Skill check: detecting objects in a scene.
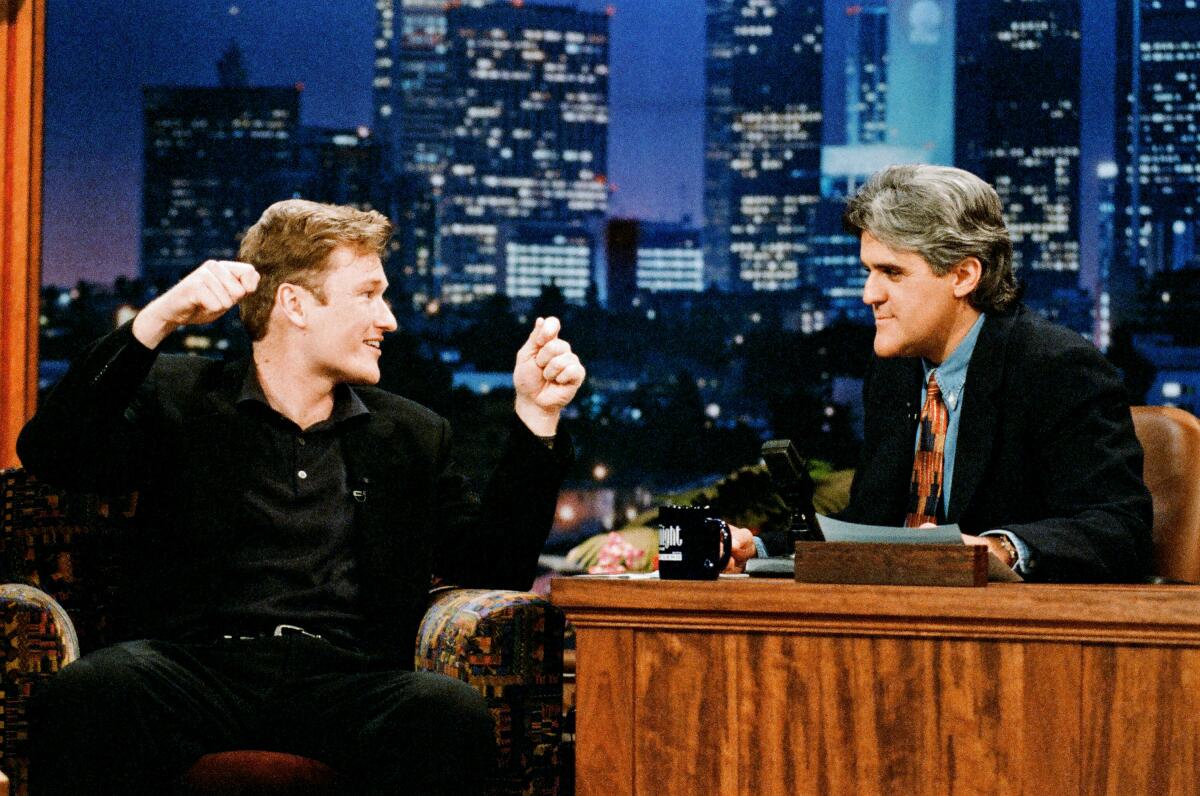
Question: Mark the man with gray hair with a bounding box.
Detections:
[729,164,1151,581]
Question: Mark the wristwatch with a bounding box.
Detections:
[993,535,1019,568]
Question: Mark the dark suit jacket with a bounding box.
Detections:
[840,307,1153,582]
[17,322,571,663]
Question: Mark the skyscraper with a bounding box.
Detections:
[845,1,888,146]
[1115,1,1200,288]
[503,223,595,304]
[956,0,1082,294]
[703,0,824,293]
[292,126,386,211]
[141,85,300,285]
[373,1,458,305]
[372,0,403,171]
[887,0,955,165]
[605,218,639,310]
[637,222,705,294]
[374,0,495,180]
[1095,161,1119,350]
[438,2,609,305]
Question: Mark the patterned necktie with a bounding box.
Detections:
[905,372,948,527]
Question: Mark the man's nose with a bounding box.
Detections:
[376,299,398,332]
[862,272,883,306]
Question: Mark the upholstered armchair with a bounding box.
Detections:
[0,466,564,796]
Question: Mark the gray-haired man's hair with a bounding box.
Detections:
[842,164,1018,314]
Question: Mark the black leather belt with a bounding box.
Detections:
[219,624,323,642]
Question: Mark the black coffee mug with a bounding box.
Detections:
[657,505,732,580]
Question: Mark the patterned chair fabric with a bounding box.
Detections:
[0,585,76,794]
[1,467,563,796]
[417,588,564,796]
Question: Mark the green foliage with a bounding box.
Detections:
[567,462,856,572]
[619,461,853,536]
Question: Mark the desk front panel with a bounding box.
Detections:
[557,580,1200,796]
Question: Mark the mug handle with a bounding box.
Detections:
[710,518,733,573]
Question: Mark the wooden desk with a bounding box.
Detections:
[552,578,1200,795]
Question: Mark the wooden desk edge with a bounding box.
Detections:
[551,578,1200,645]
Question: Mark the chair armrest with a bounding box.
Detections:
[415,588,564,796]
[416,588,563,682]
[0,585,79,796]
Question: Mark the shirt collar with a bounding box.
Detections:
[922,313,986,412]
[237,361,370,428]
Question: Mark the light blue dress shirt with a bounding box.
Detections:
[920,314,1030,574]
[917,314,985,512]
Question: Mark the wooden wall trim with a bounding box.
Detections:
[0,0,44,468]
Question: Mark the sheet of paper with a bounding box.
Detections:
[816,514,962,544]
[815,514,1024,582]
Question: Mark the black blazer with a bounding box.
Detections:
[18,322,571,663]
[840,307,1153,582]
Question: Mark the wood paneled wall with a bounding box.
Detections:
[0,0,44,468]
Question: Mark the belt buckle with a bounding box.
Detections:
[273,624,321,639]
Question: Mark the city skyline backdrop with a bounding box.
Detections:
[46,0,1117,290]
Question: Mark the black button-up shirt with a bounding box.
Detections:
[205,365,371,648]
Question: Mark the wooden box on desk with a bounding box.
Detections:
[793,541,988,586]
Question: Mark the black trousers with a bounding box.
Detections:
[29,634,496,795]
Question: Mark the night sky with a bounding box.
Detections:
[43,0,1113,289]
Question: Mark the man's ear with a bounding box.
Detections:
[951,257,983,299]
[276,283,309,329]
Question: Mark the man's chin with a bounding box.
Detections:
[873,333,902,359]
[339,365,381,386]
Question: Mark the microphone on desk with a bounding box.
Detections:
[761,439,823,545]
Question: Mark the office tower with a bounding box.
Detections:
[372,0,401,177]
[813,4,903,326]
[292,126,385,210]
[439,2,609,305]
[606,219,639,310]
[637,222,705,294]
[822,0,952,198]
[1115,1,1200,287]
[503,223,595,304]
[846,1,888,146]
[289,126,438,305]
[956,0,1081,296]
[1095,161,1119,351]
[886,0,955,165]
[391,175,440,306]
[703,0,824,293]
[375,1,498,179]
[702,0,734,291]
[374,2,500,305]
[141,85,300,286]
[372,1,443,304]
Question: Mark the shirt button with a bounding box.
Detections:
[298,470,308,480]
[298,438,307,447]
